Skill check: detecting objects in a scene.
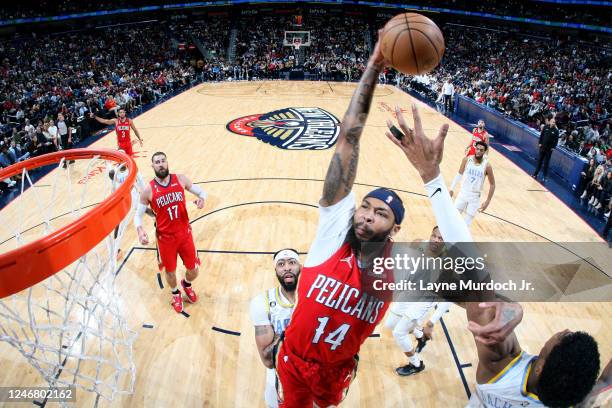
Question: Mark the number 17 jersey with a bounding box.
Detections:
[149,174,190,236]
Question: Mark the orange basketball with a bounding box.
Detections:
[380,13,445,75]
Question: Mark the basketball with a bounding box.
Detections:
[381,13,445,75]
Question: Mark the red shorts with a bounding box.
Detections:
[156,228,199,273]
[118,141,133,157]
[274,341,358,408]
[466,145,475,156]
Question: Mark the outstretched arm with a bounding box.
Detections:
[90,113,115,126]
[480,164,496,212]
[385,104,471,243]
[320,30,387,207]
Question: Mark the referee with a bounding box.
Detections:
[441,78,454,114]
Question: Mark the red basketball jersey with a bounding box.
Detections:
[471,128,487,146]
[115,118,131,145]
[149,174,190,236]
[283,243,392,364]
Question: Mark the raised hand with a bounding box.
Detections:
[368,29,389,70]
[468,302,523,346]
[385,104,449,183]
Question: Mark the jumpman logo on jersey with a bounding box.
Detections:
[340,254,354,268]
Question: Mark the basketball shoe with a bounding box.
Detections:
[396,362,425,376]
[171,292,183,313]
[181,279,198,303]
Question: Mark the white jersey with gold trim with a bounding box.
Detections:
[460,156,488,196]
[467,351,544,408]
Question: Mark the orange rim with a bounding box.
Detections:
[0,148,137,299]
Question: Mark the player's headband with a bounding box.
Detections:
[365,188,405,225]
[273,249,299,266]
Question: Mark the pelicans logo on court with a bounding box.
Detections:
[226,107,340,150]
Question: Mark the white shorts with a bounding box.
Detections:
[455,193,481,217]
[386,301,436,328]
[265,368,278,408]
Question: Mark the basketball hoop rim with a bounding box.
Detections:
[0,148,137,299]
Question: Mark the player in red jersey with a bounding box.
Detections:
[91,108,143,157]
[466,119,489,156]
[272,32,522,408]
[134,152,207,313]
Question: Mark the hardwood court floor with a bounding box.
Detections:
[0,81,609,407]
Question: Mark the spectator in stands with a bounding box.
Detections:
[104,95,119,117]
[7,140,29,162]
[563,130,580,151]
[597,171,612,214]
[579,158,597,198]
[24,119,35,136]
[583,165,606,210]
[26,134,45,157]
[0,144,19,187]
[56,113,72,151]
[533,117,559,182]
[585,123,600,144]
[46,120,60,150]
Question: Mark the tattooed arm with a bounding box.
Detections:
[320,31,387,207]
[254,325,277,369]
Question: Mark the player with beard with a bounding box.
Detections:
[467,120,489,156]
[250,249,301,408]
[273,30,522,408]
[450,141,496,226]
[134,152,207,313]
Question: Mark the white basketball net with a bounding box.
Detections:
[0,155,138,406]
[293,38,302,51]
